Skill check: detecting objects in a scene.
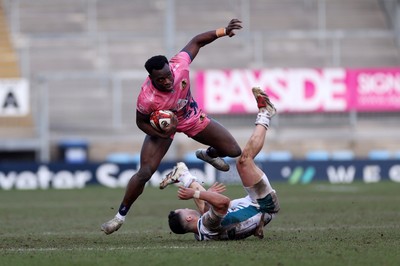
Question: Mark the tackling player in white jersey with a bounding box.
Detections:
[160,87,280,240]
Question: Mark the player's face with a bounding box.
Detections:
[150,64,174,92]
[175,208,200,220]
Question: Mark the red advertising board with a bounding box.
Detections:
[195,68,400,113]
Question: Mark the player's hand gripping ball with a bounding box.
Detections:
[150,110,176,131]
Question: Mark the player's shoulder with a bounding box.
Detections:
[170,51,191,65]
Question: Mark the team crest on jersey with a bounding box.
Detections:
[181,79,188,90]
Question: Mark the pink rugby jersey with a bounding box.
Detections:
[137,51,209,136]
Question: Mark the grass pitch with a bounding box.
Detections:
[1,182,399,266]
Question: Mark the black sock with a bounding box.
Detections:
[118,203,130,216]
[206,147,216,158]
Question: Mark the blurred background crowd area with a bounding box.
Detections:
[0,0,400,163]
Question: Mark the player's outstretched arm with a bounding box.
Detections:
[177,186,230,215]
[181,18,242,61]
[187,181,207,214]
[182,181,226,214]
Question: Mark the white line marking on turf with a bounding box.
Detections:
[2,246,214,252]
[1,224,398,239]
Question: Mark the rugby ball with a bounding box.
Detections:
[150,110,175,131]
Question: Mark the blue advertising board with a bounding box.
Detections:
[1,160,400,190]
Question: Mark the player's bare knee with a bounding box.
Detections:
[135,167,154,183]
[236,151,251,169]
[222,144,241,158]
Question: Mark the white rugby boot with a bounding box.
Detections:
[160,162,197,189]
[101,217,124,235]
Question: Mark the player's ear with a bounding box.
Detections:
[185,215,193,222]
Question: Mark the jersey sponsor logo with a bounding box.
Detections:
[175,99,188,111]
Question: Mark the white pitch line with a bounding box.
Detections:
[0,230,163,237]
[1,246,213,253]
[1,224,397,240]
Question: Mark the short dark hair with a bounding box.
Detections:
[168,211,186,234]
[144,55,169,75]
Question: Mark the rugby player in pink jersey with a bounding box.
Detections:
[102,19,243,235]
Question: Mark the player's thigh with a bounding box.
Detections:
[140,135,173,170]
[192,119,240,155]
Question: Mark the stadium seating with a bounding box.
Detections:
[58,139,88,163]
[0,1,41,161]
[0,3,19,77]
[106,152,140,164]
[253,151,268,162]
[306,150,330,161]
[331,150,355,160]
[267,150,293,161]
[183,151,199,163]
[1,0,399,162]
[368,150,392,160]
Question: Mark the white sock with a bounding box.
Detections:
[244,174,274,201]
[255,112,270,129]
[115,213,125,221]
[179,172,197,188]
